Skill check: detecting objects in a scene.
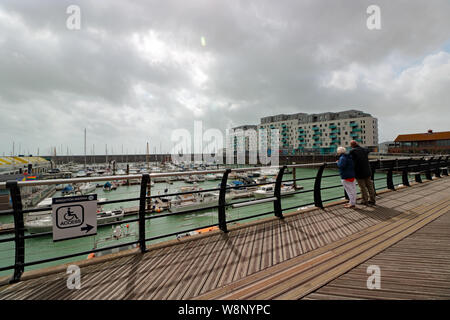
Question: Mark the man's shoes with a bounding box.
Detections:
[358,201,369,206]
[368,201,376,206]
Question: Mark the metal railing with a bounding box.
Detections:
[0,156,448,283]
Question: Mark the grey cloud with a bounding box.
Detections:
[0,0,449,155]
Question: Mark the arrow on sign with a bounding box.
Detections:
[81,224,94,233]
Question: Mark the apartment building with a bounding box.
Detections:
[258,110,378,154]
[226,125,258,152]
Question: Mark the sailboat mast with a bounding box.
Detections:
[84,128,87,169]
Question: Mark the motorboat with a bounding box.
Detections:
[24,215,53,234]
[169,187,219,213]
[204,174,218,181]
[184,176,198,184]
[103,181,117,191]
[61,184,74,195]
[252,184,297,199]
[195,175,205,182]
[96,209,125,224]
[258,168,278,177]
[75,170,87,177]
[77,182,96,195]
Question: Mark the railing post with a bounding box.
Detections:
[138,174,149,253]
[425,157,434,181]
[314,164,326,209]
[6,181,25,284]
[443,156,449,176]
[218,169,231,233]
[434,156,442,178]
[415,157,424,183]
[402,158,411,187]
[387,161,395,191]
[274,166,287,219]
[370,160,379,196]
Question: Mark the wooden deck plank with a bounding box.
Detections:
[232,225,258,282]
[245,222,266,276]
[145,237,210,299]
[216,226,252,288]
[169,235,224,300]
[154,237,216,300]
[182,233,234,299]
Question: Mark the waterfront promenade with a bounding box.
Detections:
[0,176,449,300]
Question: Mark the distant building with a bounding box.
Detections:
[0,156,50,176]
[378,141,395,154]
[225,125,258,152]
[258,110,378,154]
[388,130,450,154]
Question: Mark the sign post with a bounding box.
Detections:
[52,195,97,241]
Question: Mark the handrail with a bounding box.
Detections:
[0,156,447,283]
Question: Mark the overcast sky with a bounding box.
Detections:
[0,0,449,155]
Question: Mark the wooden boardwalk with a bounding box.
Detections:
[0,176,449,300]
[303,207,450,300]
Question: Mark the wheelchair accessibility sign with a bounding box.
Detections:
[52,195,97,241]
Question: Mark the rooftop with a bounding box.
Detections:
[395,130,450,142]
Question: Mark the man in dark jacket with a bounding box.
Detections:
[349,140,376,205]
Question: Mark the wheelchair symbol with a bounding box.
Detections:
[64,207,79,221]
[56,205,84,229]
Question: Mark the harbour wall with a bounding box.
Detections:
[46,154,338,166]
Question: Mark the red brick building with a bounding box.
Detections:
[389,130,450,154]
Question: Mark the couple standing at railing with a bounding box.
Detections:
[337,140,376,208]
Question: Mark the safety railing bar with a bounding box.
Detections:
[0,236,16,243]
[96,198,141,205]
[0,265,15,272]
[23,240,141,267]
[281,176,317,183]
[286,188,315,196]
[0,210,14,216]
[321,174,342,178]
[320,184,345,191]
[145,205,221,219]
[225,188,315,208]
[323,195,346,203]
[232,197,277,209]
[20,198,141,214]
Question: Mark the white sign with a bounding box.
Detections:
[52,195,97,241]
